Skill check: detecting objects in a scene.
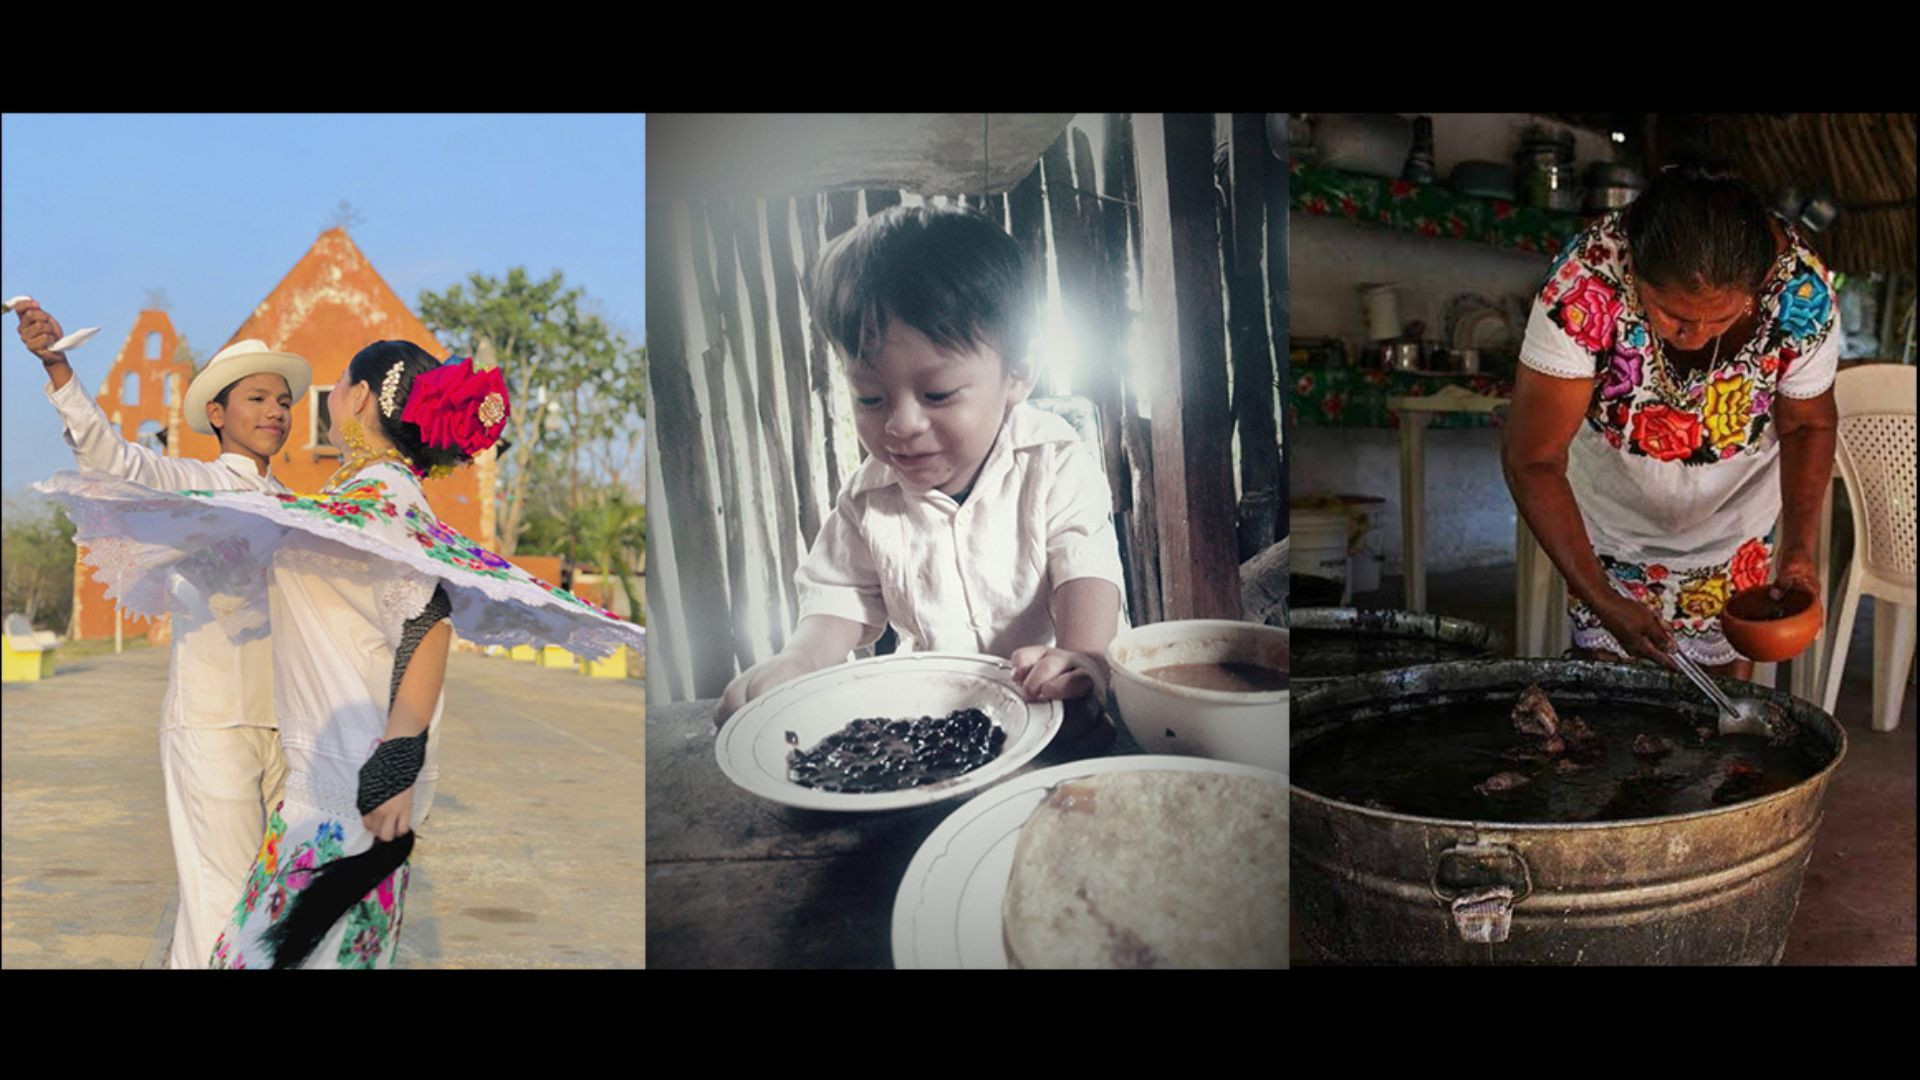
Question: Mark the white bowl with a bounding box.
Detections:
[1106,620,1288,774]
[714,652,1063,812]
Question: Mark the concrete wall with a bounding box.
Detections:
[1291,113,1606,573]
[1292,425,1517,573]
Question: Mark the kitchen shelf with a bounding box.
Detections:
[1290,161,1587,257]
[1291,362,1512,430]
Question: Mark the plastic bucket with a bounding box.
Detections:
[1292,507,1351,604]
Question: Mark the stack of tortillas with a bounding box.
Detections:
[1002,769,1287,969]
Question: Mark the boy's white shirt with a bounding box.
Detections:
[796,402,1127,657]
[46,374,283,730]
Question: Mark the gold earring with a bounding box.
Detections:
[341,417,372,455]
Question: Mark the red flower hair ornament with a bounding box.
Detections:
[400,357,511,457]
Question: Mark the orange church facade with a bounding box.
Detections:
[72,229,497,641]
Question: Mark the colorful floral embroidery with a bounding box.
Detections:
[1677,574,1731,620]
[1600,346,1644,401]
[1551,213,1834,467]
[335,861,410,970]
[1702,373,1756,452]
[1572,536,1773,654]
[1777,272,1831,340]
[187,470,635,632]
[216,810,406,970]
[1553,276,1622,353]
[1729,538,1771,592]
[1631,403,1704,462]
[230,804,289,931]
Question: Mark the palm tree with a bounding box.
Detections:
[571,492,646,626]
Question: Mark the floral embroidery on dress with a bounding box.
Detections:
[213,807,408,970]
[1777,271,1832,341]
[183,471,631,628]
[1569,535,1774,657]
[1539,213,1834,469]
[336,862,410,970]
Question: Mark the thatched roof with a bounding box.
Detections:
[1553,113,1918,276]
[1712,113,1916,276]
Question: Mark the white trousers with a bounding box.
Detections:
[159,726,287,969]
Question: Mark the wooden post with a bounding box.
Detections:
[686,201,764,672]
[825,190,860,240]
[1041,130,1095,404]
[709,202,789,655]
[1399,411,1430,614]
[1124,414,1163,626]
[983,192,1008,229]
[765,198,824,547]
[648,201,737,698]
[795,195,845,508]
[644,394,687,704]
[1266,115,1291,538]
[1055,127,1131,522]
[1103,113,1161,625]
[1227,112,1281,561]
[731,199,805,630]
[1106,113,1145,290]
[1133,113,1242,621]
[1006,159,1049,388]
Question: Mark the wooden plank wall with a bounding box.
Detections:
[647,114,1286,702]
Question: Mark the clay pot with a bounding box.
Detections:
[1721,584,1823,662]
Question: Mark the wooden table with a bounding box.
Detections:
[1388,384,1511,615]
[644,699,1142,969]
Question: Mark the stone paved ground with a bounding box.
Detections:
[2,648,643,968]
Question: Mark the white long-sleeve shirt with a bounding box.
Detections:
[47,375,285,730]
[795,403,1128,657]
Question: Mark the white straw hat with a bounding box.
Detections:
[184,340,312,435]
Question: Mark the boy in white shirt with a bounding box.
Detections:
[17,299,307,968]
[716,206,1126,729]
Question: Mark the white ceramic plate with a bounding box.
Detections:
[714,652,1062,813]
[891,755,1288,969]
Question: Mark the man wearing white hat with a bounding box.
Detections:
[17,299,310,969]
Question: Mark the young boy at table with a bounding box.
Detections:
[715,205,1125,731]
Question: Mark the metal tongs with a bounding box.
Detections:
[1667,649,1774,738]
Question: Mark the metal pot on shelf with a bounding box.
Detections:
[1583,162,1645,214]
[1516,126,1579,212]
[1382,341,1424,372]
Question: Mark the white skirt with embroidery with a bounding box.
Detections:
[34,469,644,660]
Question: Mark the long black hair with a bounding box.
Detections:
[1623,162,1776,293]
[344,340,474,471]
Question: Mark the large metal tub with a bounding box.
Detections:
[1290,607,1505,689]
[1291,660,1845,965]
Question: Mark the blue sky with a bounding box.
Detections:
[2,113,644,495]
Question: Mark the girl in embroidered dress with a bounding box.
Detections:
[1503,164,1840,678]
[43,338,641,967]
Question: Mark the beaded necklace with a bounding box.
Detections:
[325,446,413,492]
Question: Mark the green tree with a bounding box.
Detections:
[418,269,645,555]
[517,486,646,626]
[573,492,646,625]
[2,494,77,633]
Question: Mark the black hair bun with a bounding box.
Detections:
[345,340,478,472]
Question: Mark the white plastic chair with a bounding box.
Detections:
[1820,364,1917,731]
